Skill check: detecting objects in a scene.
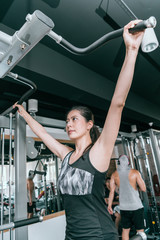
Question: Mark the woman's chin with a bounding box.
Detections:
[69,135,76,140]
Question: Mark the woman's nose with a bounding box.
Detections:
[66,121,72,128]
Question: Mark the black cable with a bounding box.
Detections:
[0,73,37,116]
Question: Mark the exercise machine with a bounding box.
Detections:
[0,10,158,79]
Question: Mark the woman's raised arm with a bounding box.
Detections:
[14,103,72,159]
[90,20,145,172]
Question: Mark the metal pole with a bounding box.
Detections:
[14,109,28,240]
[44,172,47,215]
[139,134,160,234]
[55,155,61,211]
[139,135,156,199]
[9,113,13,240]
[126,139,134,169]
[131,138,151,231]
[148,129,160,186]
[121,136,128,155]
[132,138,150,208]
[0,128,5,240]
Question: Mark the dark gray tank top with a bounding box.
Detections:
[58,150,118,240]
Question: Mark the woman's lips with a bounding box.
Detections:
[68,130,75,134]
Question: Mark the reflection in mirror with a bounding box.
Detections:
[26,147,64,217]
[26,132,74,217]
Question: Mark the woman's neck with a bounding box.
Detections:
[74,137,92,155]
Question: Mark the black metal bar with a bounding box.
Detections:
[59,17,156,55]
[34,170,47,176]
[14,216,43,228]
[60,28,123,55]
[0,72,37,116]
[0,216,43,231]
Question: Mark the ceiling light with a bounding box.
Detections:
[140,16,159,53]
[141,28,159,53]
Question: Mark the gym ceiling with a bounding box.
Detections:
[0,0,160,133]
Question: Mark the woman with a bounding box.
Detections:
[14,20,144,239]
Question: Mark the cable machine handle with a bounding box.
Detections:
[129,16,156,33]
[0,72,37,116]
[0,216,43,231]
[48,16,157,55]
[14,216,43,228]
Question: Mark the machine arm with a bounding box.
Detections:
[0,10,157,78]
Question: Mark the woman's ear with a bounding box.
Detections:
[87,120,94,130]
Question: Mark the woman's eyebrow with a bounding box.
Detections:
[66,115,77,121]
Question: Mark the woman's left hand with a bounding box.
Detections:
[123,20,145,51]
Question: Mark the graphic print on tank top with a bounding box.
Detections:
[58,152,94,195]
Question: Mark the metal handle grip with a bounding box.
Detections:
[129,16,157,33]
[0,216,43,231]
[14,216,43,228]
[0,72,37,116]
[49,16,157,55]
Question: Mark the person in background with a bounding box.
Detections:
[105,177,121,231]
[14,20,144,240]
[27,170,36,218]
[108,155,146,240]
[105,177,119,205]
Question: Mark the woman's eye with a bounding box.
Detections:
[73,117,77,121]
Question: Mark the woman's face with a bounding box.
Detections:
[66,110,92,140]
